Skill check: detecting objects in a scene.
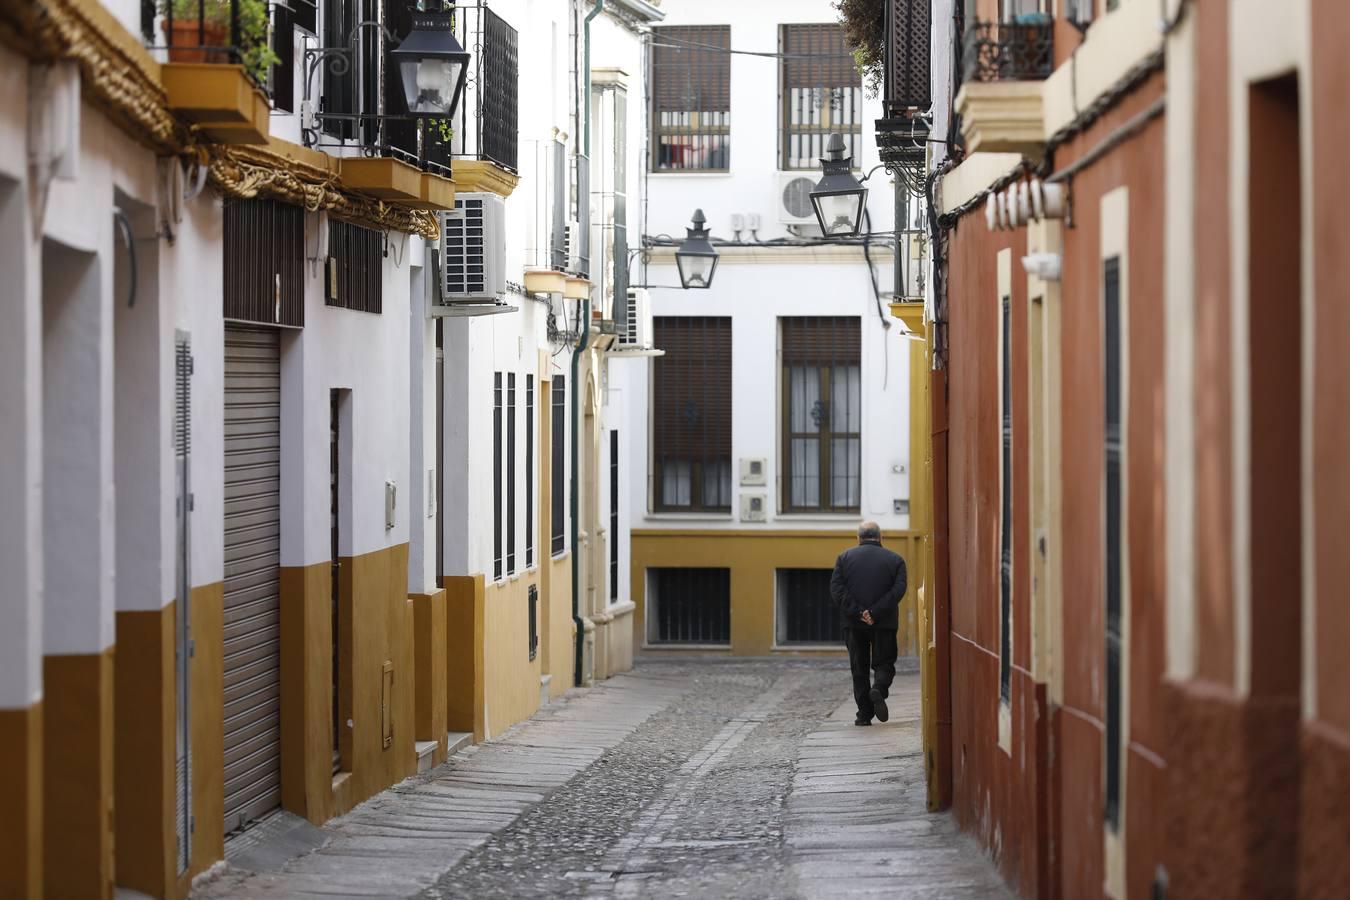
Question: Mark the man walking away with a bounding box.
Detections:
[830,521,907,726]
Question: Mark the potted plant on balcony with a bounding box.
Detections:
[160,0,279,85]
[834,0,884,92]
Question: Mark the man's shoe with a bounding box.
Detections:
[869,688,889,723]
[854,716,873,727]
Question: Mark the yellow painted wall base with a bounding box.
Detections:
[547,555,574,698]
[43,647,115,899]
[483,574,544,739]
[412,590,448,764]
[630,530,926,657]
[187,583,225,893]
[444,573,486,742]
[114,605,175,897]
[0,701,42,899]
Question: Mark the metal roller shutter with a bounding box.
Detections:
[223,325,282,834]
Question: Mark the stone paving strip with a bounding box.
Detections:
[196,660,1011,899]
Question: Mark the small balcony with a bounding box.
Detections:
[955,18,1053,157]
[146,0,275,143]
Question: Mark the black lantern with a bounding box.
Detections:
[809,133,868,237]
[674,209,719,289]
[391,12,470,118]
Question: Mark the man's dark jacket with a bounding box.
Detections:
[829,540,907,629]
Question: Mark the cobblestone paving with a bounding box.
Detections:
[196,659,1010,900]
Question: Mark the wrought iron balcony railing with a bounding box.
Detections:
[141,0,278,89]
[962,19,1054,84]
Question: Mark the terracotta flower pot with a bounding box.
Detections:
[163,19,230,64]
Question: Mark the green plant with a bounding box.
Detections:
[161,0,280,84]
[429,119,454,145]
[834,0,885,95]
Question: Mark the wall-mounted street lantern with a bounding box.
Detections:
[391,12,470,117]
[809,133,869,238]
[302,14,470,150]
[674,209,719,289]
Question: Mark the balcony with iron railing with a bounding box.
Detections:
[140,0,275,143]
[954,16,1054,156]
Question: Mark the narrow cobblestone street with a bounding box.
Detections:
[196,659,1008,899]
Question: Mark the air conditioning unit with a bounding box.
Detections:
[739,458,767,486]
[616,287,653,351]
[566,219,585,275]
[437,193,506,306]
[740,494,767,523]
[778,171,820,226]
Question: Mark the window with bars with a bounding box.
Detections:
[551,376,566,556]
[780,24,863,170]
[322,0,358,140]
[326,219,383,313]
[526,375,534,569]
[610,430,619,602]
[507,373,517,575]
[1103,257,1123,832]
[493,373,503,581]
[223,199,305,327]
[650,25,731,171]
[648,568,730,645]
[999,294,1013,704]
[781,318,861,512]
[776,569,838,645]
[652,318,732,512]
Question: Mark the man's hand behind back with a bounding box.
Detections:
[860,610,874,626]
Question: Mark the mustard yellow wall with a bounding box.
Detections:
[0,701,41,899]
[546,555,574,699]
[482,574,544,739]
[444,574,486,741]
[187,583,224,893]
[280,545,416,826]
[630,530,926,657]
[412,590,448,765]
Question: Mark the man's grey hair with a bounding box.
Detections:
[857,521,882,542]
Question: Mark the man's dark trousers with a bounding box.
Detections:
[844,623,898,720]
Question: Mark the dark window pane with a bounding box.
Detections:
[779,569,837,644]
[649,568,730,645]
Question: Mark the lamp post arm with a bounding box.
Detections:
[859,164,889,184]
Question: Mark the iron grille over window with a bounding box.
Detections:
[224,198,304,327]
[652,317,732,512]
[649,569,730,645]
[781,317,861,512]
[780,24,862,170]
[526,375,535,569]
[1103,257,1123,832]
[493,372,503,581]
[962,19,1054,84]
[507,373,517,574]
[551,376,566,556]
[777,569,837,645]
[528,584,539,659]
[999,294,1012,703]
[323,0,359,140]
[610,430,619,602]
[326,218,383,313]
[651,25,731,171]
[473,8,520,171]
[886,0,933,113]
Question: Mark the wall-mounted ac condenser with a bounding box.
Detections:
[437,192,506,306]
[616,287,654,351]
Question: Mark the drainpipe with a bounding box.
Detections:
[570,0,604,688]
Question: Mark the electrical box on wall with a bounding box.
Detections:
[739,458,767,486]
[385,480,397,530]
[740,494,766,522]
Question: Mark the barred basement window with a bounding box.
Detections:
[1103,257,1123,832]
[551,376,566,556]
[651,26,731,171]
[776,569,837,645]
[780,24,862,170]
[493,372,503,581]
[652,318,732,512]
[326,219,383,313]
[648,568,730,645]
[223,198,304,327]
[781,317,861,512]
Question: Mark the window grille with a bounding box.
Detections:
[551,376,566,555]
[652,318,732,512]
[780,24,862,170]
[528,584,539,660]
[223,198,304,327]
[507,373,517,574]
[326,218,383,313]
[781,317,861,512]
[999,295,1012,703]
[493,372,503,581]
[526,375,535,569]
[650,26,731,171]
[777,569,838,645]
[887,0,933,114]
[648,569,730,645]
[610,430,619,601]
[323,0,358,140]
[1103,257,1123,832]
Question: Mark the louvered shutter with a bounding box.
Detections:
[652,317,732,460]
[781,316,861,363]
